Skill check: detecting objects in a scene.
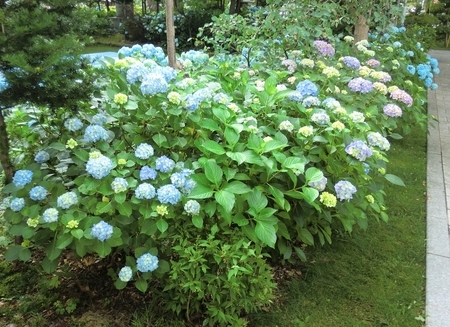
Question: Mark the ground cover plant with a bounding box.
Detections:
[0,8,438,327]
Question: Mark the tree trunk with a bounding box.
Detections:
[146,0,158,12]
[353,15,369,44]
[165,0,176,68]
[0,109,13,184]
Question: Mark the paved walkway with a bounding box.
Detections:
[426,49,450,327]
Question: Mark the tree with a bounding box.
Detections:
[430,0,450,47]
[166,0,177,68]
[0,0,96,182]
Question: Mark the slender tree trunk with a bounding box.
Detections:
[0,109,13,184]
[165,0,176,68]
[353,15,369,43]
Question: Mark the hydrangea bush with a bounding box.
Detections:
[2,26,438,325]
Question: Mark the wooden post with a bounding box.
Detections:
[165,0,176,68]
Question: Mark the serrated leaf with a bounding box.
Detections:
[262,139,287,153]
[224,126,240,146]
[4,245,22,261]
[305,167,324,183]
[226,151,247,165]
[199,118,220,131]
[135,277,148,293]
[247,189,268,213]
[201,140,226,155]
[56,234,74,249]
[302,187,319,204]
[384,174,405,186]
[204,160,223,186]
[300,228,314,245]
[215,190,235,213]
[294,246,307,261]
[268,184,285,209]
[41,257,58,274]
[255,221,277,248]
[156,219,168,233]
[192,216,203,228]
[19,248,31,261]
[283,157,306,172]
[188,184,214,199]
[223,181,251,194]
[71,229,84,239]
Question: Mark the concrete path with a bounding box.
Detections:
[426,49,450,327]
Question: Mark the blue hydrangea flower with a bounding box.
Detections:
[311,110,330,125]
[308,176,327,191]
[157,184,181,204]
[393,41,402,48]
[91,113,108,126]
[367,132,390,151]
[345,140,372,161]
[135,143,154,160]
[135,183,156,199]
[29,186,48,201]
[322,98,341,110]
[118,46,132,57]
[12,170,33,187]
[118,266,133,282]
[342,56,361,69]
[35,150,50,163]
[433,67,440,75]
[131,44,142,53]
[86,154,113,179]
[111,178,128,193]
[141,44,156,58]
[90,221,114,242]
[64,118,83,132]
[153,66,177,83]
[170,169,196,195]
[140,166,157,181]
[84,125,109,143]
[10,198,25,212]
[126,63,149,83]
[184,94,201,111]
[431,83,438,90]
[425,77,433,88]
[140,73,169,95]
[302,96,321,108]
[57,191,78,209]
[136,253,159,272]
[184,200,200,215]
[348,77,373,93]
[296,80,319,99]
[155,156,175,173]
[334,181,357,201]
[43,208,59,222]
[180,179,197,195]
[406,65,416,75]
[429,58,438,69]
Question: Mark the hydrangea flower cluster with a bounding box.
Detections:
[43,208,59,223]
[135,183,156,199]
[383,104,403,117]
[367,132,390,151]
[136,253,159,272]
[279,120,294,132]
[184,200,201,215]
[348,77,373,93]
[111,178,128,193]
[334,181,357,201]
[35,150,50,163]
[170,169,196,195]
[345,140,372,161]
[29,186,48,201]
[370,71,392,83]
[10,198,25,212]
[141,72,169,96]
[295,80,319,100]
[366,59,380,68]
[389,89,413,107]
[118,266,133,282]
[281,59,297,73]
[157,184,181,204]
[349,111,365,123]
[84,125,109,143]
[57,191,78,209]
[313,40,335,57]
[180,49,209,65]
[86,152,114,179]
[319,192,337,207]
[135,143,154,160]
[64,118,83,132]
[92,113,108,125]
[155,155,175,173]
[302,96,321,108]
[308,176,327,191]
[342,56,361,69]
[140,166,157,180]
[298,126,314,137]
[90,221,114,241]
[311,110,330,125]
[12,170,33,187]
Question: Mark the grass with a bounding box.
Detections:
[0,126,427,326]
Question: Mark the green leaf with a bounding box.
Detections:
[199,118,220,131]
[124,100,138,110]
[215,190,235,213]
[46,241,62,261]
[300,228,314,245]
[41,257,58,273]
[95,242,112,258]
[247,189,268,213]
[114,279,127,290]
[48,142,66,151]
[19,248,31,261]
[204,159,223,186]
[115,192,126,204]
[135,276,148,293]
[384,174,405,187]
[283,157,306,172]
[188,184,214,199]
[156,219,168,233]
[264,75,278,95]
[117,202,133,216]
[212,106,230,124]
[4,245,22,261]
[223,181,251,194]
[192,216,203,228]
[262,139,287,153]
[224,126,240,146]
[56,234,74,249]
[294,246,307,261]
[153,134,168,147]
[71,229,84,239]
[285,190,304,200]
[301,187,319,204]
[96,201,114,214]
[305,167,324,183]
[226,151,247,165]
[201,140,226,155]
[268,184,285,209]
[255,221,277,248]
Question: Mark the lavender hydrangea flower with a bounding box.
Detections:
[155,156,175,173]
[10,198,25,212]
[348,77,373,93]
[86,154,114,179]
[367,132,390,151]
[118,266,133,282]
[64,118,83,132]
[140,166,157,180]
[342,56,361,69]
[366,59,380,68]
[334,181,357,201]
[135,143,154,160]
[383,104,403,117]
[90,221,113,241]
[157,184,181,204]
[43,208,59,222]
[84,125,109,143]
[13,170,33,187]
[345,140,372,161]
[313,40,335,56]
[308,176,327,192]
[184,200,201,215]
[135,183,156,200]
[29,186,48,201]
[111,177,128,193]
[35,150,50,163]
[57,191,78,209]
[136,253,159,272]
